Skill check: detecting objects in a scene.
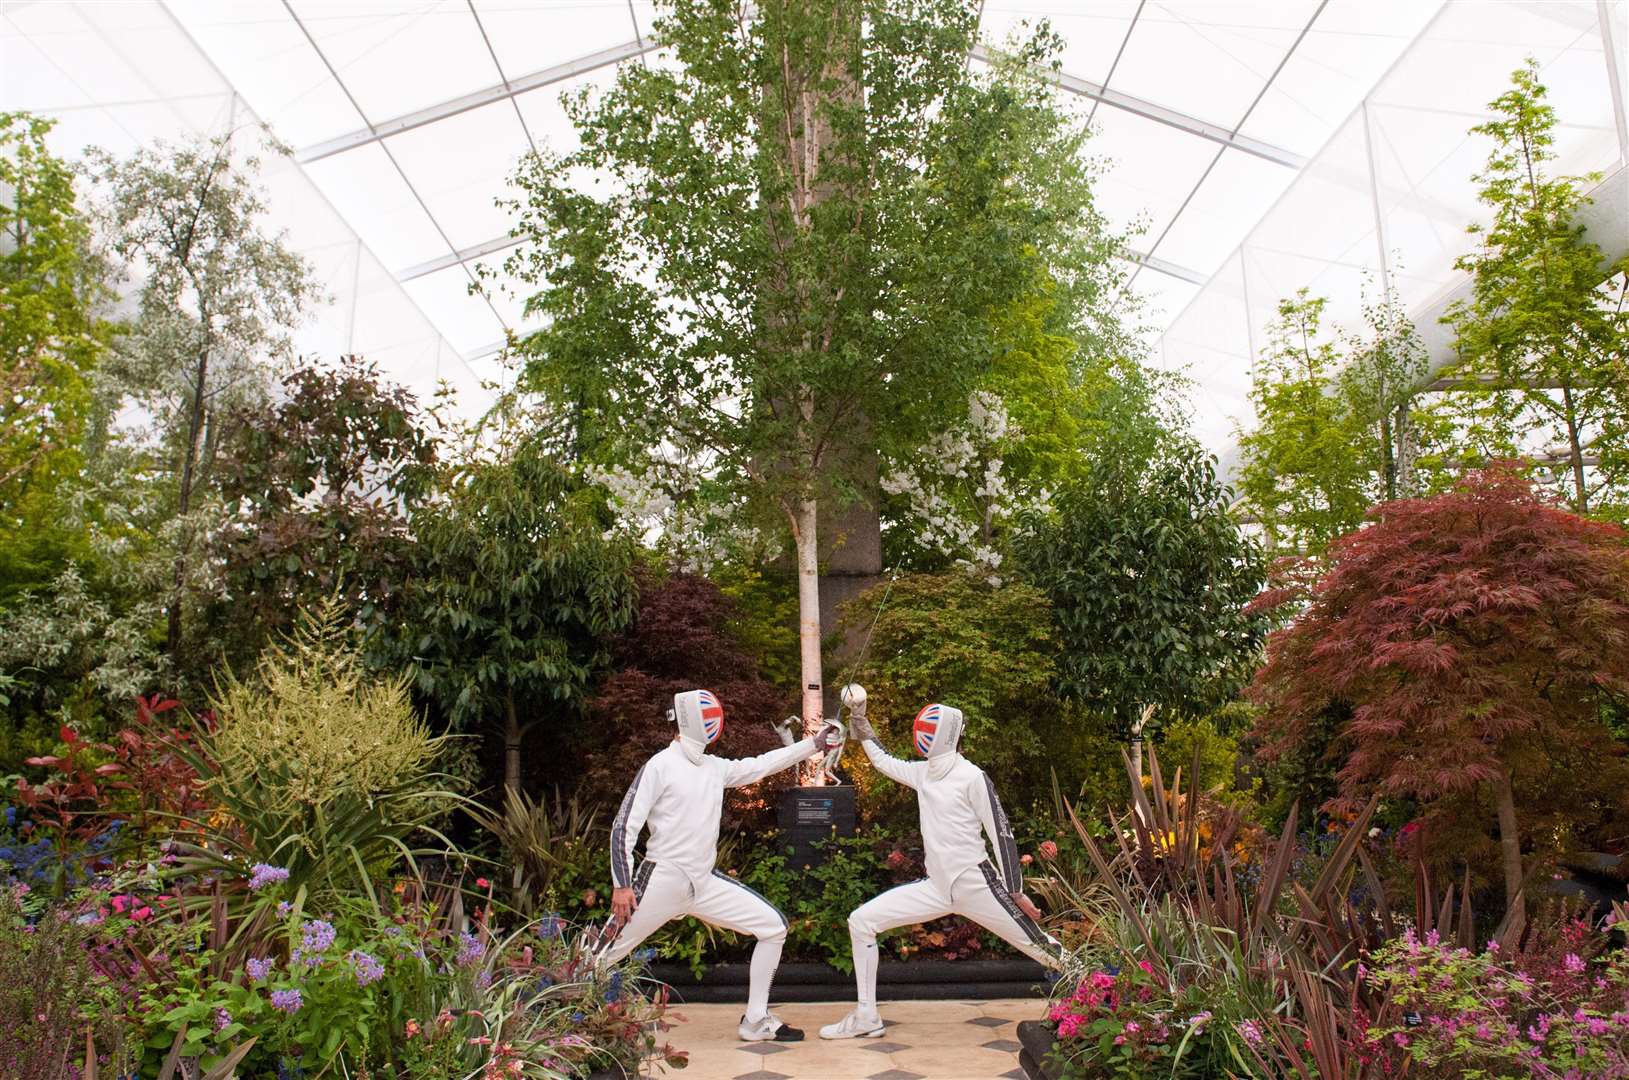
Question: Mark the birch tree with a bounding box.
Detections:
[500,0,1125,747]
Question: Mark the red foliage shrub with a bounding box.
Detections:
[577,571,796,822]
[1250,465,1629,910]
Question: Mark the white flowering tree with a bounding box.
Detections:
[880,390,1040,584]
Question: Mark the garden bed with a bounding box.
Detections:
[648,958,1050,1002]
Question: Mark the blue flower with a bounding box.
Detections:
[634,947,657,964]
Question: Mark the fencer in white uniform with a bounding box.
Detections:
[821,686,1062,1039]
[601,689,843,1042]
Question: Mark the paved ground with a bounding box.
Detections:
[647,998,1036,1080]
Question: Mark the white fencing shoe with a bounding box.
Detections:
[819,1008,886,1040]
[738,1012,805,1042]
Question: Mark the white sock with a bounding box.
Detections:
[852,925,879,1014]
[745,935,785,1022]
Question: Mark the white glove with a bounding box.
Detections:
[840,683,868,719]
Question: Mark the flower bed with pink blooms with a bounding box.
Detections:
[1357,922,1629,1078]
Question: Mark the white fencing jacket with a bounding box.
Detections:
[611,737,818,888]
[863,738,1023,895]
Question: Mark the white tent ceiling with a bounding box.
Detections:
[4,0,1625,455]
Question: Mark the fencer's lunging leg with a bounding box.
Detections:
[952,862,1064,969]
[690,871,790,1024]
[847,880,953,1012]
[598,861,682,966]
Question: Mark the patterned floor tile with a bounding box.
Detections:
[731,1071,791,1080]
[981,1038,1021,1052]
[865,1071,925,1080]
[859,1040,911,1053]
[737,1042,792,1055]
[967,1015,1010,1027]
[999,1070,1027,1079]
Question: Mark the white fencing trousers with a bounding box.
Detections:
[602,861,788,1021]
[848,861,1062,1010]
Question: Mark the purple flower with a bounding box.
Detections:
[350,949,385,986]
[246,956,275,981]
[276,900,292,917]
[270,988,303,1014]
[214,1007,232,1032]
[1562,953,1585,974]
[247,864,290,890]
[301,919,336,954]
[456,930,485,967]
[1236,1019,1263,1046]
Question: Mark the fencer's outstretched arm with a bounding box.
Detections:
[972,770,1024,893]
[850,710,924,790]
[722,736,819,787]
[610,762,660,897]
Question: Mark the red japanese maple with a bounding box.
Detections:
[1250,465,1629,912]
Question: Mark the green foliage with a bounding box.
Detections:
[181,600,465,901]
[204,355,440,666]
[713,564,801,690]
[1236,288,1438,554]
[1155,714,1254,810]
[498,0,1135,678]
[0,112,108,602]
[839,571,1064,810]
[470,786,606,919]
[1439,59,1629,520]
[386,440,638,794]
[1018,448,1267,739]
[87,131,319,670]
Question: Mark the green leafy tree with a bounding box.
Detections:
[1018,444,1267,764]
[1237,288,1436,554]
[838,571,1063,812]
[386,443,638,796]
[1440,59,1629,518]
[89,132,319,665]
[203,355,439,665]
[499,0,1128,740]
[0,113,109,602]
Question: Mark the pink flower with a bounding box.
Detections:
[476,878,491,889]
[1020,854,1033,866]
[1038,841,1058,861]
[1057,1014,1082,1038]
[1137,960,1154,975]
[1562,953,1585,974]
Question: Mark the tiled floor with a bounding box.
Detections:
[646,999,1036,1080]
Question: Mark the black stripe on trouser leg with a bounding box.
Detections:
[711,870,789,928]
[978,859,1051,950]
[633,860,656,901]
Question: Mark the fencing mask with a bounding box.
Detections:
[912,703,964,779]
[672,689,725,765]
